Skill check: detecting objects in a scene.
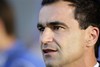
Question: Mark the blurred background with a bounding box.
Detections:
[6,0,45,66]
[8,0,42,56]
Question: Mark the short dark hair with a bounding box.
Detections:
[41,0,100,58]
[0,0,14,35]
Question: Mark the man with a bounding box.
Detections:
[37,0,100,67]
[0,0,39,67]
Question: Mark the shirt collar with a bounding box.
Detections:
[94,62,99,67]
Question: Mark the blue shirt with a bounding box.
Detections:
[0,39,45,67]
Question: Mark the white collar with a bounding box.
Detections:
[94,62,99,67]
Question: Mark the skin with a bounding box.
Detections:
[37,1,99,67]
[0,19,15,51]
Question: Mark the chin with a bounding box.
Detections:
[45,59,61,67]
[46,63,59,67]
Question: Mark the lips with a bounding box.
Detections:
[43,49,57,54]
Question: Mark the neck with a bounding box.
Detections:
[62,57,86,67]
[84,47,97,67]
[62,47,97,67]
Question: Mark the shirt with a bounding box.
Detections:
[0,39,45,67]
[94,62,99,67]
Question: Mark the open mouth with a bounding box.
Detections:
[43,49,58,54]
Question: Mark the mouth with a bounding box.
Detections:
[42,49,58,54]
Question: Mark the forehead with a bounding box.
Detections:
[39,1,77,25]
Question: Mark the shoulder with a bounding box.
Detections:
[10,58,36,67]
[10,59,35,67]
[6,40,45,67]
[7,51,45,67]
[5,50,37,67]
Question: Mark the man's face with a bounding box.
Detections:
[38,1,87,67]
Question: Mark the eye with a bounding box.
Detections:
[37,26,45,32]
[52,26,65,31]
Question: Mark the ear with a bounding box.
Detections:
[85,26,99,47]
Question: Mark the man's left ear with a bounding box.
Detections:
[86,26,99,47]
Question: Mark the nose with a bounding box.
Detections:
[40,27,53,44]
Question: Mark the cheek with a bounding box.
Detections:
[53,31,86,63]
[55,29,85,45]
[55,31,85,54]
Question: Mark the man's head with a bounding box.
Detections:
[37,0,100,67]
[0,0,14,35]
[0,0,15,51]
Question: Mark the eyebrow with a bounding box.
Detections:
[37,21,69,28]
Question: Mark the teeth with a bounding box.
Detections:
[43,49,57,53]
